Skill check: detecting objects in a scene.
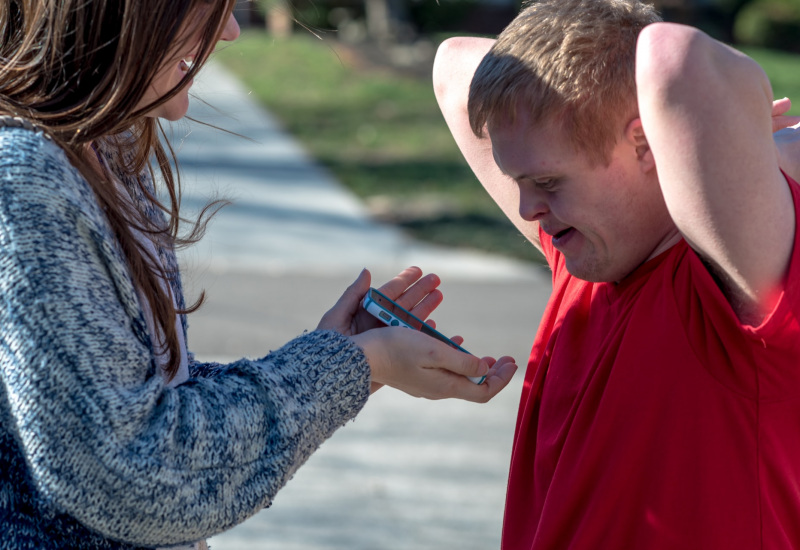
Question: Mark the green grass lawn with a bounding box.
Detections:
[742,46,800,106]
[212,32,800,264]
[213,31,543,263]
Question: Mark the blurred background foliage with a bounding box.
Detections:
[219,0,800,264]
[247,0,800,48]
[734,0,800,51]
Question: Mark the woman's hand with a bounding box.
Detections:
[318,266,517,401]
[351,326,517,403]
[317,266,443,336]
[318,266,448,393]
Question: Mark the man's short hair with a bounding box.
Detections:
[468,0,662,165]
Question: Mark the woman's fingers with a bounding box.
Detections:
[353,327,517,403]
[375,266,425,299]
[432,354,517,403]
[374,267,444,323]
[316,268,371,332]
[477,358,518,401]
[405,288,443,320]
[377,268,441,306]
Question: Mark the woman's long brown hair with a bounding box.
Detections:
[0,0,237,379]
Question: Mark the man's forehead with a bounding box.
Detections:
[488,107,572,141]
[490,137,578,183]
[489,116,577,158]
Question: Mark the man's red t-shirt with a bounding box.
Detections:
[502,177,800,549]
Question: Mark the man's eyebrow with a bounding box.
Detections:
[491,148,559,182]
[497,164,556,182]
[491,150,523,179]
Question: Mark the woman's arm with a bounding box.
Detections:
[0,130,370,546]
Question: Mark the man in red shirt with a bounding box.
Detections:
[434,0,800,548]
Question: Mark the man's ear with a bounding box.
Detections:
[624,117,655,172]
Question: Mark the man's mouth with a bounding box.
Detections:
[552,227,574,244]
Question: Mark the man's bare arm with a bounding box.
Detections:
[433,37,541,252]
[636,23,794,320]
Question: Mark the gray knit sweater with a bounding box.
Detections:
[0,127,371,549]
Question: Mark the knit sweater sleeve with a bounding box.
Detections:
[188,355,227,379]
[0,129,371,547]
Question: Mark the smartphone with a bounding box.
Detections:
[362,287,486,384]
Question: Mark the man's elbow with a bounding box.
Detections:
[433,37,467,102]
[433,37,495,103]
[636,23,711,101]
[637,22,768,107]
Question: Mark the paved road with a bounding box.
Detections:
[171,61,552,549]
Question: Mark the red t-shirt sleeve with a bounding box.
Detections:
[674,172,800,399]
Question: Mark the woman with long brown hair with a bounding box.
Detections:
[0,1,517,548]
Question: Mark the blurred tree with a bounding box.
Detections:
[265,0,294,36]
[365,0,413,42]
[255,0,521,41]
[717,0,752,14]
[716,0,755,40]
[650,0,751,41]
[734,0,800,51]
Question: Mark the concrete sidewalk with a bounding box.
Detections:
[171,61,552,549]
[171,62,543,282]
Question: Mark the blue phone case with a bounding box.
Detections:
[362,288,486,385]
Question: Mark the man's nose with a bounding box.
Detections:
[519,187,548,222]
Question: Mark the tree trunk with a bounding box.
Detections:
[364,0,411,42]
[266,0,293,38]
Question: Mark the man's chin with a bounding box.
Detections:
[564,259,619,284]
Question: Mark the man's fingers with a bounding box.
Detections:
[773,115,800,133]
[773,97,791,117]
[772,98,800,133]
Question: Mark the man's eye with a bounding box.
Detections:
[536,179,558,191]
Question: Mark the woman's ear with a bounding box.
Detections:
[624,117,655,172]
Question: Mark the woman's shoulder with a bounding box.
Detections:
[0,127,101,216]
[0,125,67,167]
